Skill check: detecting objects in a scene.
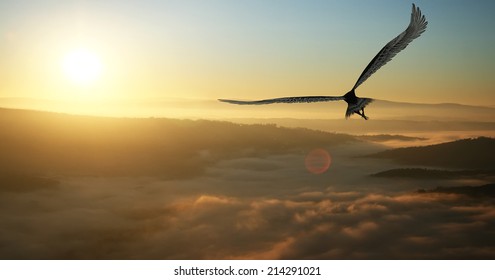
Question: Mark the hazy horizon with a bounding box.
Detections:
[2,96,495,121]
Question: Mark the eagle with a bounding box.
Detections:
[219,4,428,120]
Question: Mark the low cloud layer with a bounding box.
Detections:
[1,145,494,259]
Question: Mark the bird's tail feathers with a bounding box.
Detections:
[345,97,373,119]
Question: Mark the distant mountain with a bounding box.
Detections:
[231,118,495,135]
[3,97,495,137]
[368,137,495,169]
[224,99,495,134]
[1,97,495,121]
[0,107,356,179]
[370,100,495,121]
[371,168,495,180]
[359,134,426,142]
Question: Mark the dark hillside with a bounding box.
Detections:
[0,108,356,179]
[368,137,495,169]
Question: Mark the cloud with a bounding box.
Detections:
[1,146,494,259]
[2,180,495,259]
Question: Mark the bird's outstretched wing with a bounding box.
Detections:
[218,95,344,105]
[352,4,427,90]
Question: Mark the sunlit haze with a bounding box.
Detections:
[1,0,495,118]
[62,48,103,86]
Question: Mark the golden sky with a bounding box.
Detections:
[1,0,495,116]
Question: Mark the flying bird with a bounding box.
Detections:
[219,4,428,120]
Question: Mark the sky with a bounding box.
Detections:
[1,0,495,112]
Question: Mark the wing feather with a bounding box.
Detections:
[352,4,427,90]
[218,95,344,105]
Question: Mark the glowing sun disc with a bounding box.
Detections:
[62,48,102,85]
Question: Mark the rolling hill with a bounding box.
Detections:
[370,168,495,180]
[368,137,495,169]
[0,107,356,179]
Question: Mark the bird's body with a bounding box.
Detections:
[219,4,428,120]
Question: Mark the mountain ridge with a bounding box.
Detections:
[1,97,495,121]
[0,107,357,178]
[367,137,495,169]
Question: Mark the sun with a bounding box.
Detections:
[62,48,103,85]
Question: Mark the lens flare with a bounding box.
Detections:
[305,148,331,174]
